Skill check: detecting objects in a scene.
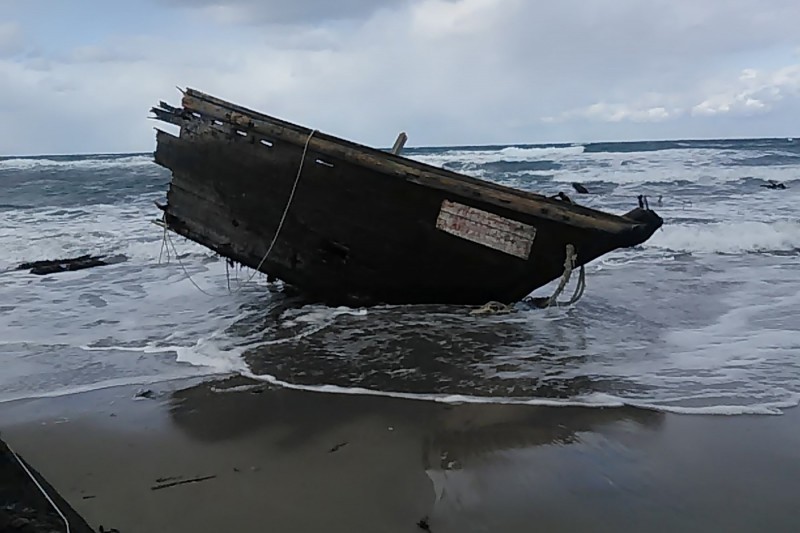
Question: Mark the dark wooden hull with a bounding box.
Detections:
[152,89,662,306]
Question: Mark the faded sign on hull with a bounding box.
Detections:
[435,200,537,259]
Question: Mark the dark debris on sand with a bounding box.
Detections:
[417,516,432,531]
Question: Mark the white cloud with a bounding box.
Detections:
[2,0,800,154]
[410,0,505,36]
[545,103,678,124]
[692,65,800,117]
[544,64,800,125]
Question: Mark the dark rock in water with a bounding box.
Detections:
[17,254,92,271]
[571,182,590,194]
[0,437,95,532]
[16,254,127,275]
[760,180,787,190]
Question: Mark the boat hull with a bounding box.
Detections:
[153,89,662,306]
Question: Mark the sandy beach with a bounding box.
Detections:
[1,377,799,533]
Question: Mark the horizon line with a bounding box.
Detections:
[1,134,797,160]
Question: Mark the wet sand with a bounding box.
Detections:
[1,377,799,532]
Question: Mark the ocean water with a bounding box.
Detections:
[1,139,799,414]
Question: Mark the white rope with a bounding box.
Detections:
[472,244,587,314]
[238,129,317,285]
[157,219,242,297]
[566,262,586,305]
[8,445,71,533]
[158,219,171,264]
[520,243,587,310]
[162,129,317,296]
[544,244,576,307]
[543,244,586,308]
[165,230,221,297]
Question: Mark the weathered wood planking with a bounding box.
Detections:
[436,201,538,260]
[177,90,644,232]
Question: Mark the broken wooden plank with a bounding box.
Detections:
[15,255,127,275]
[150,475,217,491]
[391,132,408,155]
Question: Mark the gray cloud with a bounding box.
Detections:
[154,0,800,110]
[3,0,800,154]
[158,0,412,24]
[0,22,23,57]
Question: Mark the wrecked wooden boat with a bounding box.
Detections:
[151,88,663,306]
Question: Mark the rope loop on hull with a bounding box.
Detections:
[541,243,586,308]
[474,243,587,314]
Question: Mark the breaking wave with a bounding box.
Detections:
[411,145,585,168]
[647,220,800,254]
[3,138,800,417]
[0,154,154,171]
[407,142,800,187]
[0,203,167,270]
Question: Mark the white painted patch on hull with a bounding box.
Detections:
[435,200,537,259]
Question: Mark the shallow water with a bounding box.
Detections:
[1,140,799,414]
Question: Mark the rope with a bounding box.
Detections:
[565,261,586,305]
[165,230,221,297]
[472,244,587,314]
[239,129,317,285]
[470,301,513,315]
[158,220,170,264]
[161,129,317,296]
[544,244,586,308]
[8,444,71,533]
[544,244,576,306]
[522,244,586,309]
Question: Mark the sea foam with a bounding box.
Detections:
[648,220,800,254]
[0,154,154,171]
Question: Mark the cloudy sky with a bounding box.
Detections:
[1,0,799,155]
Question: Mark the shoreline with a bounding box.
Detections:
[4,370,796,417]
[2,376,800,532]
